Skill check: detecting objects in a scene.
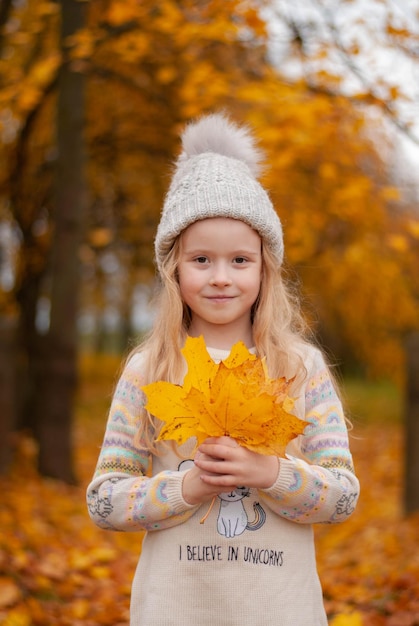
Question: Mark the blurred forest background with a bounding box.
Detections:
[0,0,419,623]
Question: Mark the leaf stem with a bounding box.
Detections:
[199,495,216,524]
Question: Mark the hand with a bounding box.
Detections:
[182,453,227,506]
[193,436,279,492]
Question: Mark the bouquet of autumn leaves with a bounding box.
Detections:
[141,336,308,458]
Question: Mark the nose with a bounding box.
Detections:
[209,262,232,286]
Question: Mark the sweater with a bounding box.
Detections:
[86,344,360,626]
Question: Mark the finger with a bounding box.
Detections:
[196,458,240,480]
[200,473,240,489]
[201,437,219,444]
[195,450,222,465]
[199,442,240,461]
[194,455,225,472]
[211,436,239,447]
[200,436,239,448]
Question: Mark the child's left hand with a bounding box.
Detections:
[195,436,279,491]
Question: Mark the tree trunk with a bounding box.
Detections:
[0,317,17,472]
[35,0,86,482]
[404,332,419,514]
[15,270,44,433]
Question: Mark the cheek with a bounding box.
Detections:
[177,265,188,290]
[178,268,199,301]
[250,270,262,296]
[178,275,189,302]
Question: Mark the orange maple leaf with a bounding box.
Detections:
[141,336,308,457]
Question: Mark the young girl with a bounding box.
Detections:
[87,113,360,626]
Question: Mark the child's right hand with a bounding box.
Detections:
[181,446,227,505]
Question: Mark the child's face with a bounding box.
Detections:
[178,217,262,347]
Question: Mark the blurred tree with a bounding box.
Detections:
[259,0,419,513]
[0,0,418,490]
[266,0,419,145]
[0,0,280,478]
[0,0,86,481]
[32,0,87,482]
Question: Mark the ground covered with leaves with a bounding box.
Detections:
[0,358,418,626]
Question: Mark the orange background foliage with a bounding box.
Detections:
[0,2,418,622]
[0,0,418,382]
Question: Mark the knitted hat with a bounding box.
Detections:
[154,113,284,270]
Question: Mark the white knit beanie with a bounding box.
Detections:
[154,113,284,270]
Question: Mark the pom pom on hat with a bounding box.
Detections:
[154,113,284,270]
[180,113,264,177]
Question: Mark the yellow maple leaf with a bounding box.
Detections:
[141,336,308,457]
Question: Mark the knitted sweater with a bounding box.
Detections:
[87,344,359,626]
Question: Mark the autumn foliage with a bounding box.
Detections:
[0,1,419,616]
[143,337,306,456]
[0,0,418,384]
[0,357,418,625]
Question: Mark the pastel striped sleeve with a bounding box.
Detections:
[302,363,355,473]
[86,355,199,532]
[259,349,360,524]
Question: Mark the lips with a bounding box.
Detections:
[206,295,235,302]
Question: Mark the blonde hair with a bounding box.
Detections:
[129,231,324,453]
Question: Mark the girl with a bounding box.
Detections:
[87,113,360,626]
